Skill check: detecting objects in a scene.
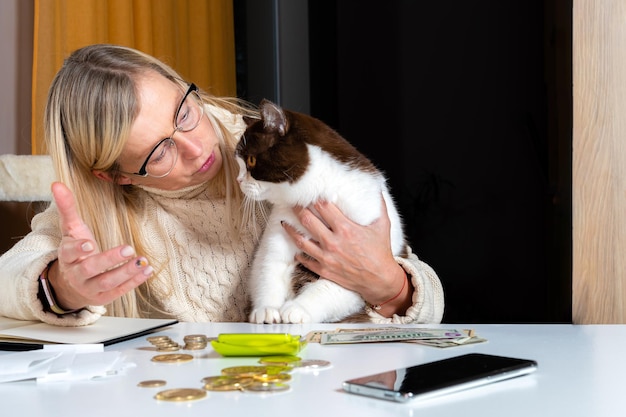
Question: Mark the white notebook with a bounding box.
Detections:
[0,316,178,351]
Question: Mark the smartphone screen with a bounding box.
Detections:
[342,353,538,403]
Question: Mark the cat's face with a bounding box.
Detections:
[235,100,309,201]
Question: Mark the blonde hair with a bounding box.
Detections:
[44,44,257,317]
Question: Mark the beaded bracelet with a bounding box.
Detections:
[39,262,81,315]
[369,271,408,311]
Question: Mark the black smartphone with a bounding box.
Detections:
[342,353,538,403]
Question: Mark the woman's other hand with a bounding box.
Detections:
[283,197,412,317]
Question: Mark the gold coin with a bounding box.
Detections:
[184,334,208,341]
[156,346,180,352]
[221,366,269,376]
[183,343,207,350]
[150,339,172,343]
[151,353,194,363]
[137,379,167,388]
[245,382,290,392]
[203,376,255,391]
[297,359,332,369]
[153,343,177,348]
[201,375,231,384]
[263,365,293,374]
[253,373,291,383]
[259,356,301,364]
[154,388,207,402]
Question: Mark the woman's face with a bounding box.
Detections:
[113,72,223,191]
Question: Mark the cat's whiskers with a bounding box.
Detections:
[241,195,268,239]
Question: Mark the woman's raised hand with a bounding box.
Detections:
[48,182,153,310]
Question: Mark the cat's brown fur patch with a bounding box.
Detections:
[237,100,379,185]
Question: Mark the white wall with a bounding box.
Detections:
[0,0,34,155]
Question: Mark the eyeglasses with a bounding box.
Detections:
[127,83,204,178]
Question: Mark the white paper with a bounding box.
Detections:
[0,344,134,383]
[0,351,62,383]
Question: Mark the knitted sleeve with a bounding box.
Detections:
[0,205,105,325]
[366,246,445,324]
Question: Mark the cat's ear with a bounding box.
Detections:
[243,115,257,127]
[260,99,288,136]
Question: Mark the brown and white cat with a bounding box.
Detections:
[236,100,406,324]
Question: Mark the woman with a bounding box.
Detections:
[0,44,444,326]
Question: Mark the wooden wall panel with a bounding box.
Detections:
[573,1,626,323]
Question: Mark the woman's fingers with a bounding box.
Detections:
[52,245,153,308]
[52,182,97,243]
[49,181,152,308]
[78,248,153,305]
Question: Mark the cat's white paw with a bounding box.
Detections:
[249,307,282,324]
[280,302,312,324]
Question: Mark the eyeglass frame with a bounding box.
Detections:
[126,82,203,178]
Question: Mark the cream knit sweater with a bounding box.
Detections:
[135,181,263,322]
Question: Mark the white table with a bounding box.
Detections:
[1,322,623,417]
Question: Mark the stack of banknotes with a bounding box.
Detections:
[305,327,486,348]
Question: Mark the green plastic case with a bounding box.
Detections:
[210,333,306,356]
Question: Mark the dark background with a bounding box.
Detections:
[234,1,572,324]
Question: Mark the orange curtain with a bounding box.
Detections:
[32,0,236,154]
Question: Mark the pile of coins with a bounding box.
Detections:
[146,334,211,351]
[203,365,293,392]
[198,356,331,394]
[140,335,331,402]
[146,335,180,352]
[182,334,211,350]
